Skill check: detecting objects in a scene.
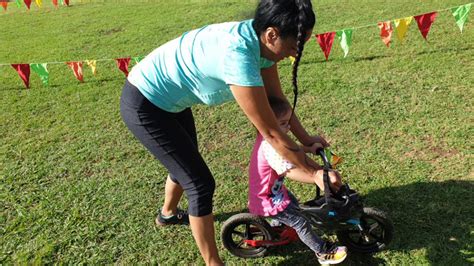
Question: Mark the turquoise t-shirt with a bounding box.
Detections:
[127,19,274,113]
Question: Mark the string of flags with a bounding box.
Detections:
[314,3,471,61]
[5,57,143,88]
[1,0,70,10]
[1,3,472,89]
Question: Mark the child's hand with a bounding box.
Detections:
[313,169,343,191]
[328,170,343,189]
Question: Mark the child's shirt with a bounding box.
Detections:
[248,133,295,216]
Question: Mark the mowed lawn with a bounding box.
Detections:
[1,0,473,264]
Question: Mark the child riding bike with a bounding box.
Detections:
[248,96,347,264]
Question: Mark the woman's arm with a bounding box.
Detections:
[260,64,315,146]
[230,84,321,175]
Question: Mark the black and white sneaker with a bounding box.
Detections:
[155,208,189,226]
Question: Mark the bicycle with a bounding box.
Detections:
[221,150,393,258]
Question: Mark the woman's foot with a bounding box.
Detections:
[156,208,189,226]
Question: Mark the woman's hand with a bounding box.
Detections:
[303,142,324,154]
[307,135,330,148]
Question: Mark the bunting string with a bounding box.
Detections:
[0,0,69,11]
[322,3,471,33]
[1,3,472,88]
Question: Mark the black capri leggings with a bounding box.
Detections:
[120,80,215,217]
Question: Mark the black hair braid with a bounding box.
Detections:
[290,0,307,121]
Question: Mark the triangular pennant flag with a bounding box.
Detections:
[414,12,438,40]
[64,0,69,6]
[66,61,84,82]
[451,4,472,33]
[11,64,31,88]
[1,1,8,11]
[85,60,97,75]
[336,29,353,58]
[394,17,413,43]
[15,0,21,8]
[316,32,336,61]
[378,21,393,47]
[289,56,296,65]
[30,63,49,86]
[35,0,41,8]
[115,58,131,77]
[132,56,144,64]
[24,0,31,9]
[59,0,63,5]
[52,0,58,7]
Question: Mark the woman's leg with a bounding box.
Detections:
[120,81,222,264]
[189,214,222,265]
[162,108,197,216]
[162,175,184,216]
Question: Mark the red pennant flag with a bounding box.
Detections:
[316,32,336,61]
[52,0,58,7]
[11,64,31,89]
[64,0,69,6]
[414,12,438,40]
[378,21,393,47]
[66,61,84,82]
[24,0,31,9]
[1,1,8,11]
[115,58,131,77]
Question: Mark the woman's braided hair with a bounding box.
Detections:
[252,0,315,119]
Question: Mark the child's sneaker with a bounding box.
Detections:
[316,242,347,265]
[155,208,189,226]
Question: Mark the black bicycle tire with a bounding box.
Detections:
[336,207,393,253]
[221,213,273,258]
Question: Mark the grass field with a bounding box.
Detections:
[1,0,473,264]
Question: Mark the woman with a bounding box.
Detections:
[120,0,340,264]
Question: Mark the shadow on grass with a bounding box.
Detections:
[260,180,472,265]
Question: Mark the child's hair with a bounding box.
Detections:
[253,0,316,114]
[268,96,291,119]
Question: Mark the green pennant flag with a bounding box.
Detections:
[324,148,332,165]
[30,63,49,86]
[451,3,472,33]
[59,0,64,5]
[336,29,353,58]
[15,0,21,8]
[132,56,144,64]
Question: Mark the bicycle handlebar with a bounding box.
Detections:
[316,148,332,170]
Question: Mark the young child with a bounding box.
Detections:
[248,97,347,265]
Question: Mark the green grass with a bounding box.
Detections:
[1,0,473,264]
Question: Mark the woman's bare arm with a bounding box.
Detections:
[260,64,314,146]
[230,84,321,175]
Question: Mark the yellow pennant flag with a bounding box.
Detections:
[35,0,42,7]
[85,60,97,75]
[394,17,413,43]
[289,56,296,65]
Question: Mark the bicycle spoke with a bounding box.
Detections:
[369,232,383,242]
[368,222,380,233]
[236,239,245,248]
[232,230,245,238]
